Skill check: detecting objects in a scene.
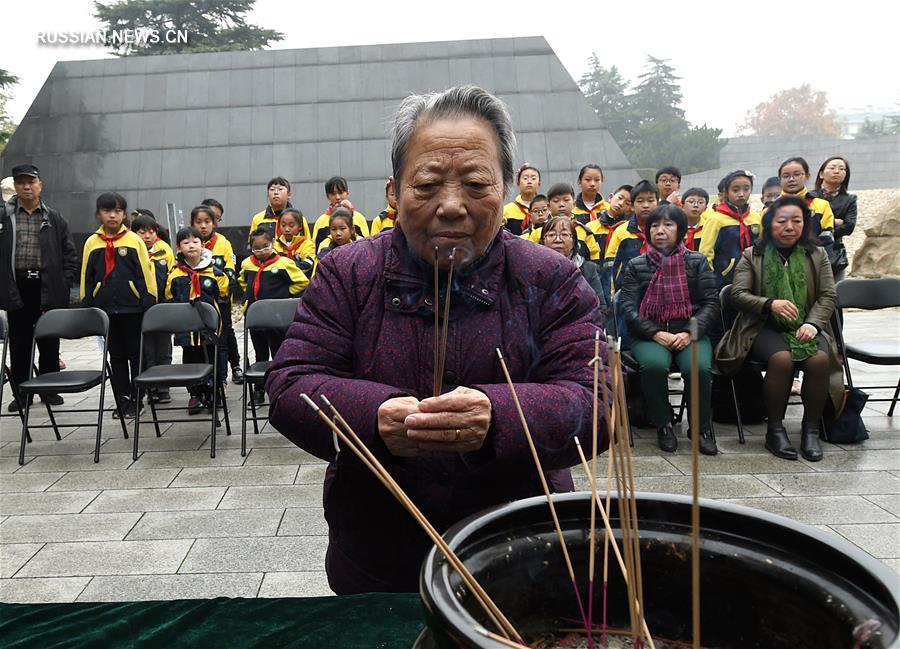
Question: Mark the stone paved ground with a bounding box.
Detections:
[1,311,898,603]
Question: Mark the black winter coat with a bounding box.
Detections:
[812,191,857,245]
[618,249,719,341]
[0,198,78,311]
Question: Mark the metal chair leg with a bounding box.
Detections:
[730,377,745,444]
[209,380,218,459]
[241,373,249,457]
[149,395,162,438]
[888,377,900,417]
[249,383,260,436]
[219,383,231,437]
[132,387,142,461]
[44,397,61,441]
[18,396,33,465]
[95,379,108,463]
[109,363,129,439]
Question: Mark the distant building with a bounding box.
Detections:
[1,36,638,247]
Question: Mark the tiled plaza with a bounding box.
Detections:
[1,310,898,604]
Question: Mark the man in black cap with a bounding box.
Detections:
[0,164,78,411]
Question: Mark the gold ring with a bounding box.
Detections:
[454,428,461,442]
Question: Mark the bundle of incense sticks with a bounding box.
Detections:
[299,393,524,645]
[433,247,457,397]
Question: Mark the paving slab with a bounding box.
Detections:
[83,487,226,513]
[0,513,141,543]
[179,536,328,573]
[277,508,329,537]
[16,539,195,577]
[722,495,899,526]
[76,572,264,602]
[630,474,780,499]
[0,472,65,493]
[0,576,91,603]
[0,543,44,578]
[49,468,180,491]
[0,491,100,516]
[755,471,900,496]
[17,453,135,472]
[216,485,322,509]
[667,452,817,476]
[830,523,900,559]
[127,508,283,540]
[170,465,298,488]
[865,494,900,518]
[258,571,333,598]
[243,446,322,465]
[130,449,247,468]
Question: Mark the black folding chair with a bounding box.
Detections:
[240,297,301,456]
[132,302,230,460]
[833,277,900,416]
[17,307,129,465]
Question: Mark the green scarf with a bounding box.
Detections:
[764,244,818,361]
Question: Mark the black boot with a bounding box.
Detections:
[800,421,824,462]
[657,424,677,452]
[765,423,798,460]
[698,429,718,456]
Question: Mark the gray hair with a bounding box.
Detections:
[390,86,517,195]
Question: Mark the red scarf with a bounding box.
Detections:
[280,236,307,260]
[383,206,397,222]
[514,197,531,230]
[99,230,128,284]
[634,229,649,255]
[203,233,218,251]
[176,263,202,301]
[251,254,281,300]
[716,202,752,249]
[685,225,702,251]
[640,244,693,322]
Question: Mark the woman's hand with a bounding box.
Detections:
[377,396,422,456]
[795,323,818,343]
[653,331,676,348]
[771,299,800,321]
[670,332,691,351]
[404,386,492,453]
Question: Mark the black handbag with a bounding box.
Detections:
[831,245,849,273]
[821,387,869,444]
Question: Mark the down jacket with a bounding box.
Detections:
[618,249,720,341]
[266,225,605,595]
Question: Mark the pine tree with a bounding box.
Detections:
[93,0,283,56]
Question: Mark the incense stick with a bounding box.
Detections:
[689,318,701,649]
[474,626,528,648]
[599,338,617,648]
[303,394,523,643]
[573,437,655,648]
[587,331,601,637]
[435,247,457,396]
[433,246,440,397]
[496,349,594,648]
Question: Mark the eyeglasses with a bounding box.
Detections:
[531,208,549,215]
[780,172,806,180]
[684,200,707,208]
[658,176,678,184]
[545,232,573,241]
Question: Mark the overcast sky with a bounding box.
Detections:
[6,0,899,137]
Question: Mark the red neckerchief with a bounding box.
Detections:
[716,202,752,249]
[382,206,397,222]
[280,236,307,259]
[203,233,218,251]
[99,229,128,284]
[514,196,531,230]
[251,254,281,300]
[685,225,702,251]
[630,218,649,254]
[176,263,202,300]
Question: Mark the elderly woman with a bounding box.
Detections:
[618,204,719,455]
[266,87,604,594]
[717,195,844,462]
[540,215,606,315]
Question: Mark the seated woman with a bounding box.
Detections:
[717,195,845,462]
[541,215,606,317]
[619,204,719,455]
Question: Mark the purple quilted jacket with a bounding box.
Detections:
[267,225,607,594]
